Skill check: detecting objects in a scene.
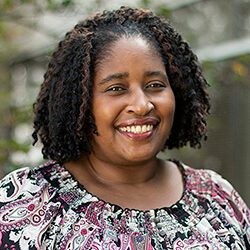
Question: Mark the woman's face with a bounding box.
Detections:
[91,36,175,165]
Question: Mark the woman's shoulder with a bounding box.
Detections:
[0,161,62,203]
[0,161,67,248]
[181,162,250,225]
[182,163,243,200]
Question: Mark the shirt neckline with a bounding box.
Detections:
[53,159,188,213]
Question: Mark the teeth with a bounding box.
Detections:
[136,125,141,133]
[131,126,136,133]
[119,124,154,134]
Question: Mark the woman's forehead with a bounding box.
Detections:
[96,36,163,66]
[93,36,166,84]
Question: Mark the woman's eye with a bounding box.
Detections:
[106,86,125,92]
[146,82,166,89]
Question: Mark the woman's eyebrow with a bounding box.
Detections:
[144,71,168,80]
[98,72,129,85]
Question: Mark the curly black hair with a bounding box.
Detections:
[32,6,210,163]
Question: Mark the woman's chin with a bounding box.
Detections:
[121,150,157,164]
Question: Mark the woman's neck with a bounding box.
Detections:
[64,154,184,210]
[85,153,162,186]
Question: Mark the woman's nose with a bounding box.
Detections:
[126,89,154,116]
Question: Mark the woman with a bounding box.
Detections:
[0,6,249,249]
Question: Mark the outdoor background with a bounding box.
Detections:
[0,0,249,205]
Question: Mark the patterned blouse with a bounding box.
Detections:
[0,161,249,250]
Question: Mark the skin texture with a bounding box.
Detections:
[91,37,175,165]
[65,37,183,210]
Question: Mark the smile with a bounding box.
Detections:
[118,124,154,134]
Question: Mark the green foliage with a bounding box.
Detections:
[0,0,74,10]
[0,140,30,153]
[155,5,171,17]
[203,55,250,87]
[140,0,151,8]
[47,0,74,9]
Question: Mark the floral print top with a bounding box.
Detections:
[0,161,249,250]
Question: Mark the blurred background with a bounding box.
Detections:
[0,0,249,205]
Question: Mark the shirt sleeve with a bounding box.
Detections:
[208,169,250,248]
[0,167,39,204]
[0,167,61,249]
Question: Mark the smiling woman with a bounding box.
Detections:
[91,36,175,165]
[0,6,249,250]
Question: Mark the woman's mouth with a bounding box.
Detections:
[116,117,159,140]
[117,125,156,140]
[118,124,154,134]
